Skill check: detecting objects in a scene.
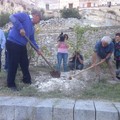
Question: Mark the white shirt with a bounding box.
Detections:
[0,29,6,49]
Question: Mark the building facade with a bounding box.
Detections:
[38,0,120,10]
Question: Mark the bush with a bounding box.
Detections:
[0,13,10,27]
[73,25,89,51]
[42,16,54,20]
[107,10,116,15]
[60,8,81,19]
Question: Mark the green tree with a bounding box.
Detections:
[73,25,88,52]
[60,8,81,19]
[0,13,10,27]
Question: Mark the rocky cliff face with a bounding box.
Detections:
[0,0,37,13]
[32,17,120,67]
[1,1,120,67]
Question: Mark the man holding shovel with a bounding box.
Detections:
[6,10,42,91]
[92,36,117,81]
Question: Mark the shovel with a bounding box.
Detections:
[69,60,104,80]
[24,35,60,78]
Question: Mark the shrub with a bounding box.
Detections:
[11,2,14,7]
[60,8,81,19]
[73,25,89,51]
[0,12,10,27]
[107,10,116,15]
[42,16,54,20]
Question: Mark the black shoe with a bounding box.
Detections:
[23,81,32,84]
[9,87,19,91]
[116,76,120,80]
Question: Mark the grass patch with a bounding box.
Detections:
[1,66,120,102]
[19,86,38,97]
[81,80,120,102]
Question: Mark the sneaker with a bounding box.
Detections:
[23,81,32,85]
[116,76,120,80]
[116,69,120,76]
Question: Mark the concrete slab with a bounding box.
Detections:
[113,102,120,119]
[95,101,119,120]
[34,98,58,120]
[0,105,15,120]
[0,96,41,120]
[0,96,120,120]
[14,97,41,120]
[0,96,15,120]
[53,99,75,120]
[74,100,95,120]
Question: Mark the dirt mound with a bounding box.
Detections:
[33,70,97,96]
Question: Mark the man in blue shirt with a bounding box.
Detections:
[92,36,116,81]
[6,10,42,91]
[0,29,6,71]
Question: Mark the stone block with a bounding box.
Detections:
[113,102,120,119]
[0,96,41,120]
[53,99,75,120]
[74,100,95,120]
[0,97,15,120]
[95,101,119,120]
[34,98,58,120]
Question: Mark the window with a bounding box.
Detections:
[69,3,73,9]
[46,4,49,10]
[83,4,85,8]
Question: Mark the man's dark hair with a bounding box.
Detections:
[31,9,42,19]
[64,34,68,40]
[116,33,120,37]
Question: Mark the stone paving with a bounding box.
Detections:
[0,96,120,120]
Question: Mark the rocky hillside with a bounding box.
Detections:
[0,0,38,13]
[32,18,120,67]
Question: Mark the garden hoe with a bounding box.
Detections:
[69,60,105,80]
[25,35,60,78]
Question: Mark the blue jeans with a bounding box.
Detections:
[57,52,68,72]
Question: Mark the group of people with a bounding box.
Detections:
[92,34,120,81]
[0,10,120,91]
[56,32,120,81]
[56,32,84,72]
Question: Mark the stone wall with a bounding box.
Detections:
[32,25,120,66]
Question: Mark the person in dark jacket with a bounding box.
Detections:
[6,10,42,91]
[114,33,120,78]
[68,51,84,70]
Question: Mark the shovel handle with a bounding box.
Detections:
[71,60,104,78]
[24,35,55,71]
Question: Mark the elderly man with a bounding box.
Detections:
[0,29,6,72]
[6,10,42,91]
[92,36,116,81]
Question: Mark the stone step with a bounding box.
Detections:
[0,96,120,120]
